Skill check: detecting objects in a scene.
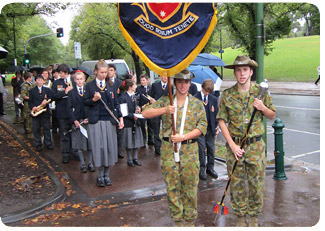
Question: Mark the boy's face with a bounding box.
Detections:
[234,66,253,85]
[108,67,116,79]
[140,77,149,86]
[75,74,85,87]
[161,76,168,83]
[59,71,68,79]
[201,88,209,96]
[35,78,44,87]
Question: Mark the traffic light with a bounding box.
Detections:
[24,54,31,65]
[56,27,63,38]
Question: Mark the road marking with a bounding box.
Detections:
[291,150,320,159]
[267,126,320,136]
[275,105,320,111]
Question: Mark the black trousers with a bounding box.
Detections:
[58,118,73,159]
[0,93,4,114]
[140,118,154,143]
[151,116,162,150]
[197,130,215,170]
[32,116,52,147]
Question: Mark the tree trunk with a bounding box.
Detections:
[131,50,142,84]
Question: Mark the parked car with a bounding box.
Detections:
[80,59,131,80]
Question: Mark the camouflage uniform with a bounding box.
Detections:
[217,83,276,217]
[147,94,207,222]
[20,81,34,134]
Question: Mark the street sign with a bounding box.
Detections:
[74,42,82,59]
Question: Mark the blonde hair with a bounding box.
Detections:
[74,71,86,80]
[94,59,108,71]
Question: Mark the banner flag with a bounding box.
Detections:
[118,3,217,77]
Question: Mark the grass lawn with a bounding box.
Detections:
[213,36,320,82]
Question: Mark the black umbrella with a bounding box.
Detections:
[73,66,94,77]
[0,46,8,59]
[28,66,45,74]
[6,66,27,73]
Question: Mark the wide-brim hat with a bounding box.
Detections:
[173,68,195,79]
[225,55,258,69]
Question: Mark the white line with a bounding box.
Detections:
[267,126,320,136]
[275,105,320,111]
[291,150,320,159]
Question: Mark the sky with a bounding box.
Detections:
[41,4,81,46]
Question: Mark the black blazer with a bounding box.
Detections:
[119,92,141,128]
[194,92,219,135]
[84,79,121,125]
[149,81,172,100]
[67,87,86,124]
[189,83,198,96]
[112,78,122,95]
[29,86,54,118]
[136,85,151,107]
[51,78,76,119]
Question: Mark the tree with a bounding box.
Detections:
[294,3,320,36]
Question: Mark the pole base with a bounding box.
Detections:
[273,172,287,180]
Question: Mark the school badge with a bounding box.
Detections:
[118,3,217,76]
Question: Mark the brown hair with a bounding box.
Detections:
[119,79,134,93]
[202,79,214,93]
[139,73,149,80]
[94,59,108,71]
[23,72,33,81]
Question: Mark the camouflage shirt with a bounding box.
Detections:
[147,94,207,137]
[217,83,276,138]
[20,81,34,101]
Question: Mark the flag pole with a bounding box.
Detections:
[167,77,178,153]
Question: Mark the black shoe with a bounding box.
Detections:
[155,148,161,155]
[97,177,105,187]
[133,159,142,166]
[148,141,155,145]
[104,176,112,186]
[80,164,87,173]
[36,146,42,152]
[118,153,124,158]
[127,160,135,167]
[88,163,95,172]
[62,157,70,164]
[207,169,218,179]
[46,145,54,150]
[199,168,207,180]
[71,155,80,161]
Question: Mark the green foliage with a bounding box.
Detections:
[217,36,320,82]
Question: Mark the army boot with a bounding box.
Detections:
[174,221,184,227]
[248,215,259,227]
[185,220,195,227]
[236,215,246,227]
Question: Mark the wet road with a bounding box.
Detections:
[266,95,320,166]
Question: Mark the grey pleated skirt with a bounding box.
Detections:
[88,120,118,167]
[120,126,144,149]
[71,124,88,151]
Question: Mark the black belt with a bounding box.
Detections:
[163,137,197,145]
[232,136,262,146]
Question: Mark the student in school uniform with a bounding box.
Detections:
[29,75,54,152]
[67,71,95,173]
[84,59,124,187]
[119,79,144,166]
[51,63,77,164]
[193,79,219,180]
[50,68,59,133]
[149,75,173,155]
[136,73,154,146]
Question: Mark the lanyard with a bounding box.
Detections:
[173,96,188,162]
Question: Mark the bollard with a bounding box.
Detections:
[272,118,287,180]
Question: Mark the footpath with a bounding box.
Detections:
[0,81,320,230]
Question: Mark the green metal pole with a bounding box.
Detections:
[272,118,287,180]
[255,3,267,154]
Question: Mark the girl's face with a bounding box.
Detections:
[96,67,108,81]
[175,79,190,95]
[129,83,137,92]
[41,71,48,80]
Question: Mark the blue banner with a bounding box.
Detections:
[119,3,217,77]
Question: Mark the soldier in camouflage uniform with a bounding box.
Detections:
[217,55,276,227]
[21,72,34,137]
[142,68,207,227]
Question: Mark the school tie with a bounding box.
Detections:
[162,84,166,90]
[204,95,207,103]
[100,81,103,88]
[64,79,67,84]
[79,87,83,95]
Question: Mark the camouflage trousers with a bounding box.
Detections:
[23,103,32,133]
[160,140,200,222]
[226,139,266,217]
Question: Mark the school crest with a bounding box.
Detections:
[118,3,217,77]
